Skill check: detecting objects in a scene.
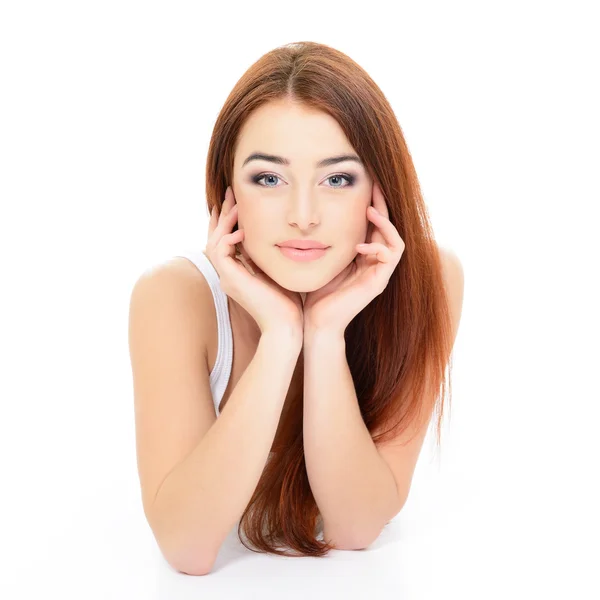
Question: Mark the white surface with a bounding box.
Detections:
[1,1,599,598]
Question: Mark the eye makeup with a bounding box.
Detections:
[250,172,357,188]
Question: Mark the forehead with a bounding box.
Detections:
[235,101,355,166]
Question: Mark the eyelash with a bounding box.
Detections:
[251,172,356,189]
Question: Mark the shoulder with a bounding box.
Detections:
[437,245,465,340]
[133,257,213,304]
[129,257,217,341]
[438,246,464,290]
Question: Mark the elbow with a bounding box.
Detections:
[173,557,216,577]
[337,532,377,551]
[324,502,406,551]
[148,506,219,575]
[323,525,375,552]
[329,535,373,551]
[164,543,217,576]
[154,523,218,576]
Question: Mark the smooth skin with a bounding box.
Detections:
[229,98,376,320]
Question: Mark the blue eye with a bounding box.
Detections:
[251,173,356,188]
[325,174,355,188]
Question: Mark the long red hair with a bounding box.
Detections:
[205,41,455,557]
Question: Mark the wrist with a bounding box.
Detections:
[303,326,345,348]
[260,326,304,351]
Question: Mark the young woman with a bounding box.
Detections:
[128,41,464,575]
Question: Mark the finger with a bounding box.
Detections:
[226,186,238,212]
[218,229,244,257]
[220,203,238,228]
[364,220,374,244]
[355,242,394,263]
[218,187,234,218]
[209,205,218,229]
[371,182,390,219]
[219,189,229,218]
[367,207,403,252]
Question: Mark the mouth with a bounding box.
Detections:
[276,246,329,262]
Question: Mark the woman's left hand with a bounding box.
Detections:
[303,181,405,336]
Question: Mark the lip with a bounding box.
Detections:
[277,240,329,250]
[277,246,329,262]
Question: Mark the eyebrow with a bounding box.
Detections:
[242,152,363,169]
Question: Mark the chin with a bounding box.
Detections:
[247,244,356,292]
[271,257,354,294]
[266,271,325,293]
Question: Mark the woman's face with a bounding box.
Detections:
[232,99,373,295]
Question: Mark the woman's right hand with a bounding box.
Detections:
[205,186,304,341]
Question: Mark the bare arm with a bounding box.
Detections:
[148,329,301,575]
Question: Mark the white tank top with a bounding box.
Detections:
[173,249,233,417]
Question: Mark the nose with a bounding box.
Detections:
[286,191,321,229]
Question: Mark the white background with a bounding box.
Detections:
[1,1,598,598]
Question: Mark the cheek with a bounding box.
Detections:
[345,211,369,240]
[237,208,274,247]
[239,209,267,229]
